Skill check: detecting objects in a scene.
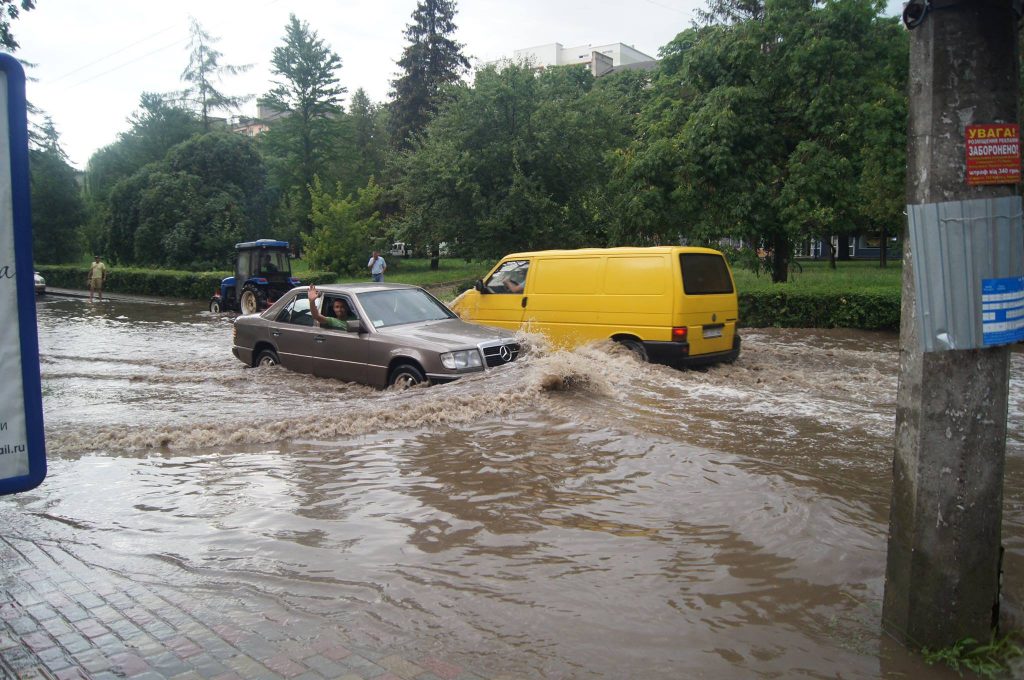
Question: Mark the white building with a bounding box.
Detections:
[498,42,658,77]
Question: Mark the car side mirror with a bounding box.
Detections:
[474,279,490,294]
[346,320,364,333]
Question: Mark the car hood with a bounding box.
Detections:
[378,318,514,348]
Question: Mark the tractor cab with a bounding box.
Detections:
[210,240,300,314]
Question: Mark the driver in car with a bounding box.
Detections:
[308,284,354,329]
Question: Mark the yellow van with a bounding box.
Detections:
[450,246,740,366]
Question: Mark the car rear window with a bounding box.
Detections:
[679,254,734,295]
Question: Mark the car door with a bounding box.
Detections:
[269,294,316,374]
[473,259,531,331]
[312,295,368,383]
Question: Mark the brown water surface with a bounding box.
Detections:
[8,295,1023,678]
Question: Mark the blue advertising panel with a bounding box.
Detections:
[0,53,45,494]
[982,276,1024,347]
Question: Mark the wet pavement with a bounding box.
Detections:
[3,293,1021,678]
[0,535,493,680]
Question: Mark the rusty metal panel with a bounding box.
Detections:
[908,196,1024,352]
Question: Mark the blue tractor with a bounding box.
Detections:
[210,240,301,314]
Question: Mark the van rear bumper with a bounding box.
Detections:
[643,335,741,367]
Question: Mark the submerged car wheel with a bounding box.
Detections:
[255,348,279,367]
[209,299,222,313]
[618,338,649,362]
[240,289,262,315]
[389,363,426,389]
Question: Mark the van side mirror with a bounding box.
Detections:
[346,320,364,333]
[474,279,490,294]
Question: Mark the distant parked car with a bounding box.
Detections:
[232,283,522,388]
[388,241,412,258]
[33,271,45,295]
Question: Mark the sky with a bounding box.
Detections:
[12,0,904,169]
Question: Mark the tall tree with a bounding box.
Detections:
[260,14,345,238]
[105,132,270,268]
[398,63,630,260]
[0,0,33,51]
[30,119,84,263]
[178,18,252,131]
[82,94,203,256]
[389,0,470,149]
[618,0,906,282]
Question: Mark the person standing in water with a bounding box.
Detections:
[87,255,107,302]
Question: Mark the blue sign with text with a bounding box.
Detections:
[982,276,1024,347]
[0,54,45,494]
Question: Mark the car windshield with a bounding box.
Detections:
[358,289,453,328]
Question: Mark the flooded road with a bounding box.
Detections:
[8,295,1024,678]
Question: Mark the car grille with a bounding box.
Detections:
[481,342,520,367]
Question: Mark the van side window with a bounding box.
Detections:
[485,260,530,294]
[679,254,734,294]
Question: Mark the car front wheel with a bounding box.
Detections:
[255,348,279,367]
[389,363,426,389]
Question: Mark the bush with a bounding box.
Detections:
[36,265,338,300]
[739,290,900,330]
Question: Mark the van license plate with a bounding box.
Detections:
[703,326,723,339]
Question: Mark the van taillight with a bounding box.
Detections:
[672,327,688,341]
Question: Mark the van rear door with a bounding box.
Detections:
[677,252,738,357]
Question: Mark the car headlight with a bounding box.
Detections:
[441,349,483,370]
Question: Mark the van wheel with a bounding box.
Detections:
[390,363,426,389]
[618,338,648,362]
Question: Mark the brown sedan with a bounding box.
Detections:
[232,283,522,388]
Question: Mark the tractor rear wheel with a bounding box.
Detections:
[240,288,263,315]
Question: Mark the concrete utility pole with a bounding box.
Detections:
[883,0,1020,649]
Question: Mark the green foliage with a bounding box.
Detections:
[306,178,387,276]
[103,132,270,269]
[732,258,902,293]
[177,18,252,130]
[923,633,1024,679]
[259,14,346,237]
[389,0,471,149]
[83,94,205,256]
[739,289,899,330]
[0,0,33,51]
[30,143,85,264]
[618,1,907,282]
[397,63,633,260]
[36,264,336,300]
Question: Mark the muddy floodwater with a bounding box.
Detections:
[7,295,1024,678]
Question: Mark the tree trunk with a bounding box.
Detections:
[430,243,440,271]
[880,227,888,268]
[837,235,851,261]
[770,233,789,283]
[828,239,837,269]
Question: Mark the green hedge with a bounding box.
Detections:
[739,290,900,330]
[36,265,338,300]
[36,265,901,330]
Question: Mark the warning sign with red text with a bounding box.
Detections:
[966,124,1021,185]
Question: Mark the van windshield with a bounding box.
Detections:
[679,254,734,295]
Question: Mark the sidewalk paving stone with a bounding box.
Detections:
[0,535,497,680]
